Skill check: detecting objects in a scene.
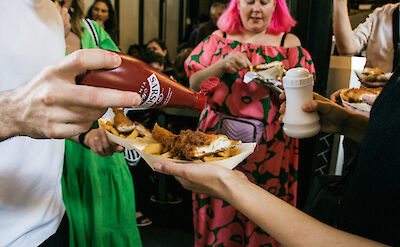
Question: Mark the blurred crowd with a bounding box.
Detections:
[1,0,400,247]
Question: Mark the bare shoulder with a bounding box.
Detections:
[212,30,224,37]
[284,33,301,47]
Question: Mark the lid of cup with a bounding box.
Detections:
[283,68,313,88]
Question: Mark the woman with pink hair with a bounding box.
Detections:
[185,0,315,246]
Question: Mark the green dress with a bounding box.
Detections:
[62,20,142,247]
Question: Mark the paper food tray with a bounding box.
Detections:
[98,113,256,170]
[347,102,371,112]
[339,91,374,112]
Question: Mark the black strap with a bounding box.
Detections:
[78,130,90,149]
[280,33,288,47]
[222,32,227,38]
[392,5,400,72]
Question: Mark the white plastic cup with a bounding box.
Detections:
[282,68,320,138]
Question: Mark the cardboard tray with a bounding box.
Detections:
[99,114,256,170]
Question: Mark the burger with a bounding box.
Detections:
[340,87,382,112]
[355,67,388,82]
[250,61,286,82]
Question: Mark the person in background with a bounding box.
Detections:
[188,14,209,46]
[128,43,143,58]
[331,1,400,105]
[194,2,226,45]
[184,0,315,246]
[140,51,166,72]
[60,0,142,246]
[333,1,400,74]
[146,38,174,74]
[86,0,119,45]
[331,1,400,164]
[0,1,141,246]
[154,68,400,245]
[174,47,193,88]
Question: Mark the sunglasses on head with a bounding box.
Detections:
[51,0,65,7]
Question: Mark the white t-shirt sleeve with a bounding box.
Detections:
[352,8,377,54]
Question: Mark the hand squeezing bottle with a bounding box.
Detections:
[76,52,206,111]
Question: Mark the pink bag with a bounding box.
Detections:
[217,113,265,143]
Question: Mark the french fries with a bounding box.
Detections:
[99,110,241,162]
[203,156,227,162]
[143,143,164,154]
[126,129,139,139]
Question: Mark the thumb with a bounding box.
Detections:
[362,94,377,106]
[154,161,185,176]
[53,49,121,78]
[302,100,332,114]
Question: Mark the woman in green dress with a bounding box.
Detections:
[60,0,142,246]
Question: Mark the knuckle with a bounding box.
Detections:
[87,91,104,108]
[41,65,55,77]
[39,88,57,105]
[70,50,85,67]
[45,125,61,139]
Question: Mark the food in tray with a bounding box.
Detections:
[152,123,239,160]
[356,67,388,82]
[340,87,382,104]
[99,109,241,162]
[112,108,135,133]
[250,61,286,82]
[340,87,382,111]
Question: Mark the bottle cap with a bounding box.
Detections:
[283,68,313,88]
[194,93,207,111]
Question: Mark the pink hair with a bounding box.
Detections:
[217,0,296,35]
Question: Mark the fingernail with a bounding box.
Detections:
[154,162,162,171]
[113,53,121,66]
[132,93,142,106]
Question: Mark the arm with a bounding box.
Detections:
[0,49,141,142]
[227,172,386,247]
[304,94,369,142]
[189,58,226,91]
[154,162,388,247]
[333,0,358,55]
[189,52,252,91]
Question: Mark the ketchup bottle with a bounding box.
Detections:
[76,51,206,111]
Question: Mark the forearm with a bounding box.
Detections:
[333,0,357,55]
[225,178,387,247]
[0,90,22,141]
[189,60,226,91]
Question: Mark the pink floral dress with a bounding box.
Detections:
[185,34,316,247]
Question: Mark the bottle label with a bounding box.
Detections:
[139,73,171,107]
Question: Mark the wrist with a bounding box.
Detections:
[218,171,249,201]
[79,130,90,149]
[0,90,22,140]
[215,59,228,75]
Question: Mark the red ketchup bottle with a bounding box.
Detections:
[76,52,206,111]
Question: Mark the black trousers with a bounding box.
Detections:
[39,214,69,247]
